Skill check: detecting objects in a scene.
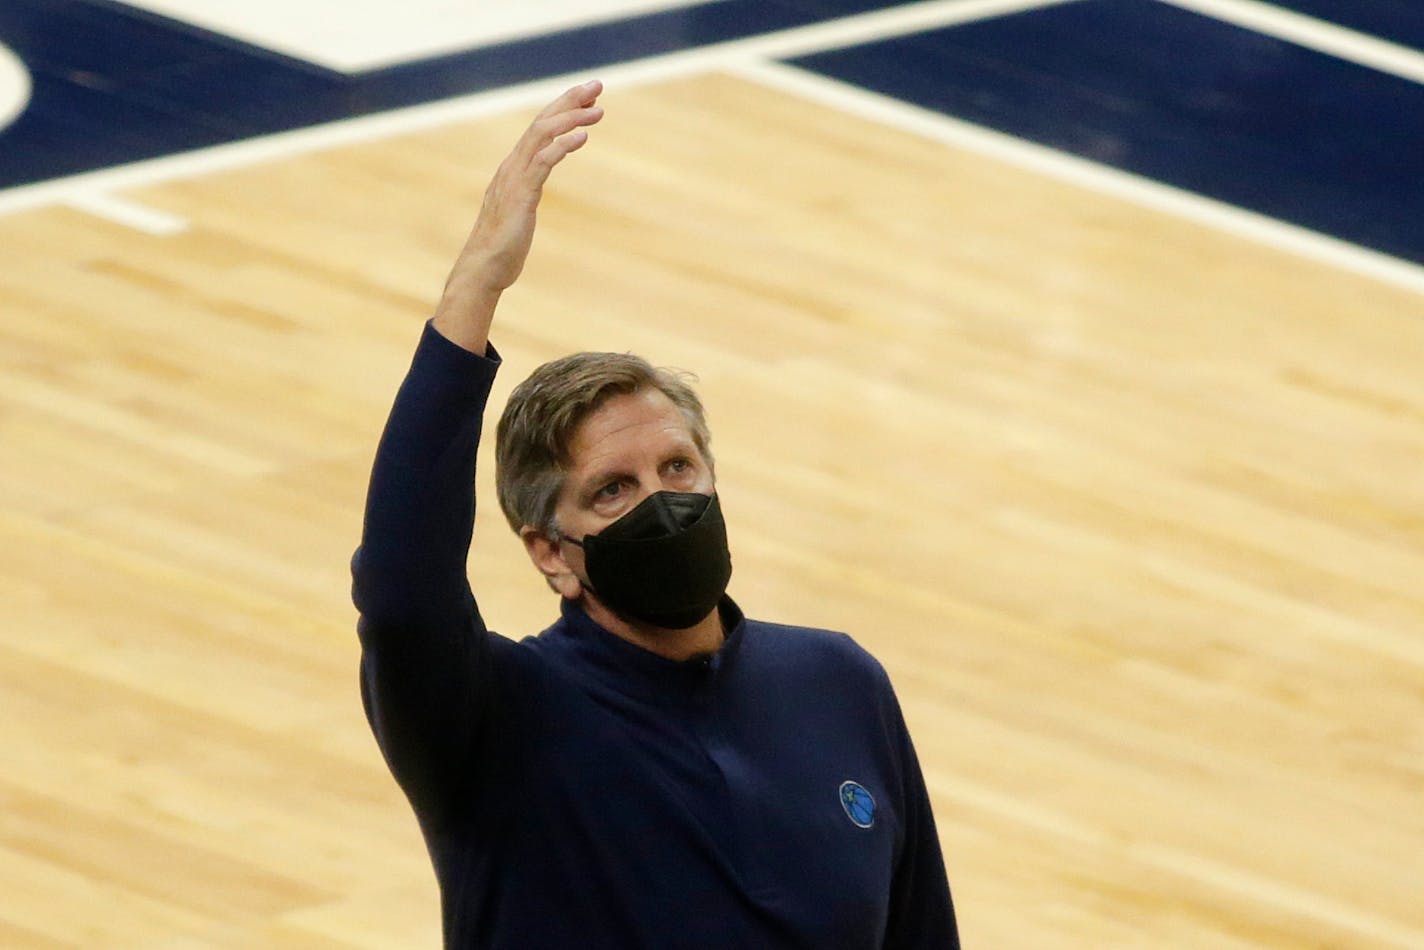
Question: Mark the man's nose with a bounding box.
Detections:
[628,472,664,505]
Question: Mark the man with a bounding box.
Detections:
[352,80,959,948]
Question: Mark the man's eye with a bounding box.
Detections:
[598,482,622,498]
[669,458,690,473]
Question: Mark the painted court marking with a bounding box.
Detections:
[1163,0,1424,86]
[0,0,1072,225]
[1,0,1421,299]
[0,40,31,132]
[64,192,190,236]
[727,58,1424,298]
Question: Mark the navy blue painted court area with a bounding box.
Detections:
[792,1,1424,263]
[2,0,1422,261]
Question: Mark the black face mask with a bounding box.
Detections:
[562,491,732,630]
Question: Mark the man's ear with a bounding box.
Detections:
[519,525,583,599]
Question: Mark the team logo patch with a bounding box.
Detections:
[839,780,876,828]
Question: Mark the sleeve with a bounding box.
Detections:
[350,319,504,830]
[881,683,960,949]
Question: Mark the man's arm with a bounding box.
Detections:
[881,680,961,948]
[432,80,604,355]
[350,82,604,826]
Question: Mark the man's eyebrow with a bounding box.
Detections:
[573,439,701,500]
[660,436,699,458]
[576,466,627,499]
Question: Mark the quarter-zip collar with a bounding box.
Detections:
[538,596,748,703]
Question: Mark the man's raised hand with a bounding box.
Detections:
[433,80,604,353]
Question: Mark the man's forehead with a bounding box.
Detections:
[566,389,694,470]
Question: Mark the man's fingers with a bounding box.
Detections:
[536,105,604,142]
[545,128,591,163]
[514,105,603,172]
[481,86,601,210]
[574,78,603,105]
[518,81,604,169]
[447,81,602,298]
[535,79,603,120]
[529,129,590,182]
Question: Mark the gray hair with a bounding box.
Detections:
[494,352,712,535]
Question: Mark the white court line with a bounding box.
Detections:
[0,38,33,131]
[727,58,1424,298]
[0,0,1071,224]
[63,192,189,235]
[1161,0,1424,86]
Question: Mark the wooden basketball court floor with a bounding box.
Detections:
[3,65,1424,950]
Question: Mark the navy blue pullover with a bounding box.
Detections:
[351,321,959,948]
